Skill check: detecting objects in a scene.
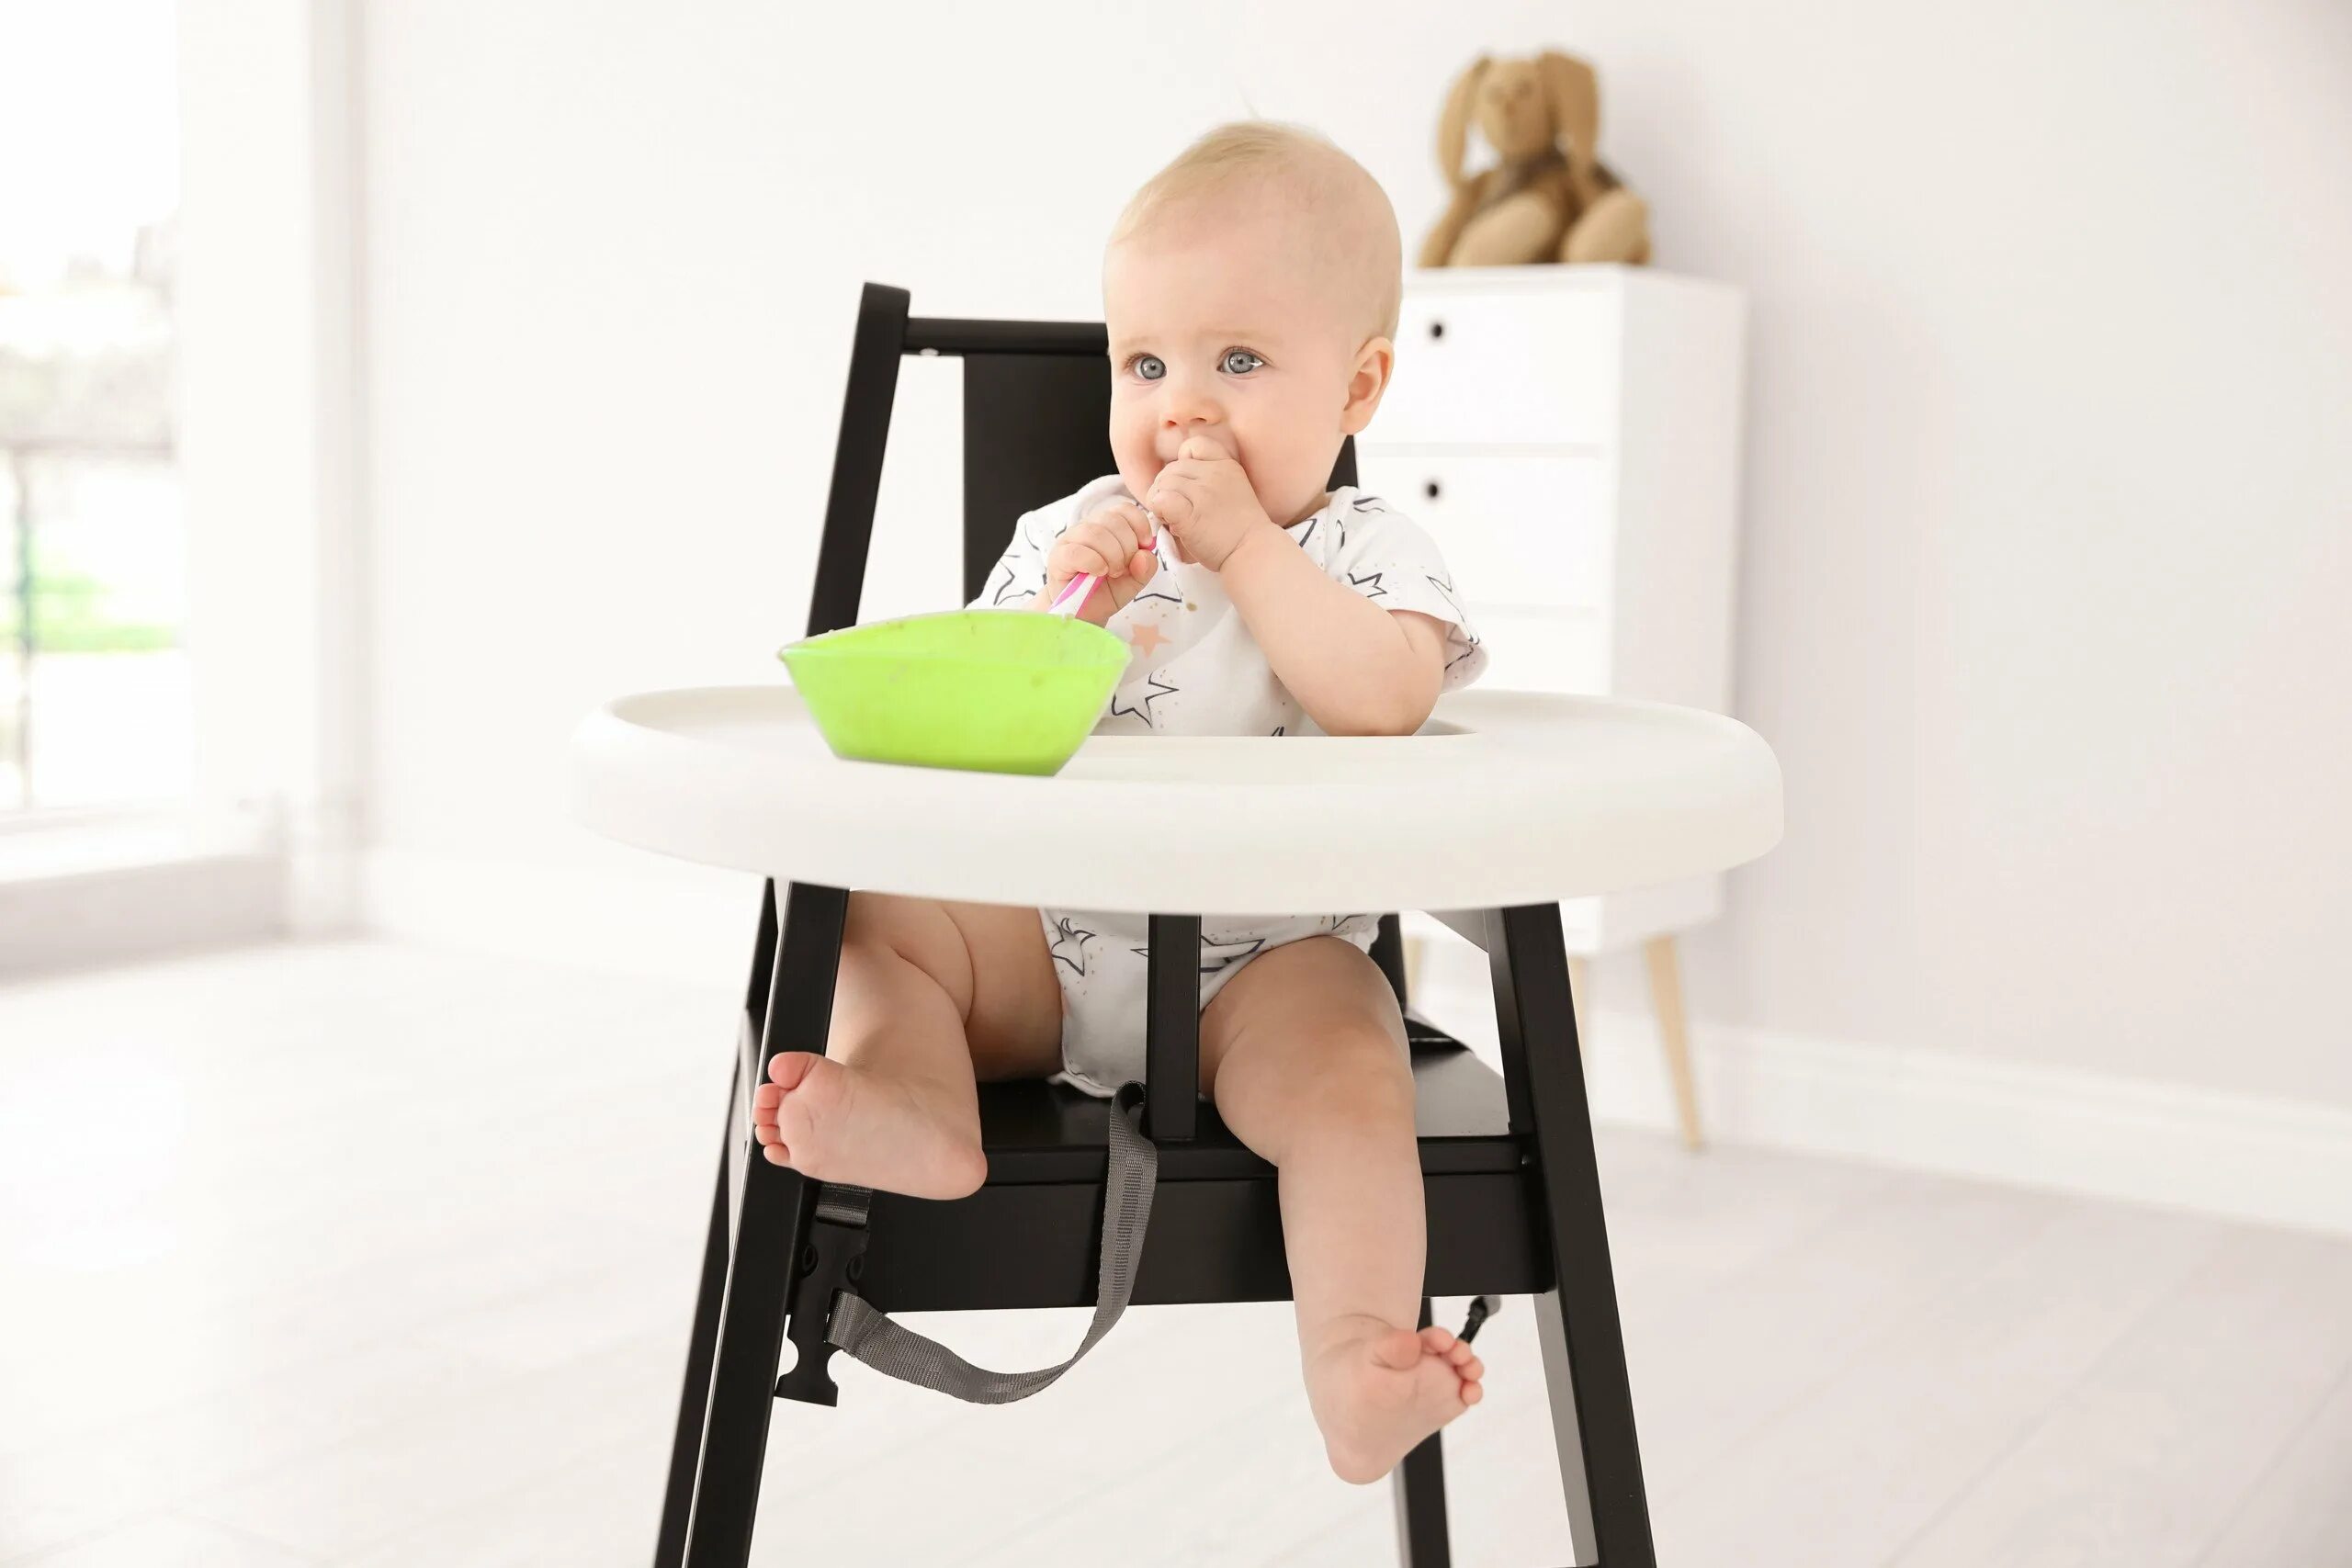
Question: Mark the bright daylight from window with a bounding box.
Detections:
[0,1,184,815]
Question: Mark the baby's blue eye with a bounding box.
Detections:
[1222,348,1264,374]
[1132,354,1165,380]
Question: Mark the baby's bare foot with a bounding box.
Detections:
[750,1052,986,1200]
[1303,1315,1486,1483]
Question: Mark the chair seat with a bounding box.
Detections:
[853,1019,1551,1312]
[977,1017,1525,1182]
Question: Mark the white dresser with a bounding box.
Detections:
[1358,264,1747,1144]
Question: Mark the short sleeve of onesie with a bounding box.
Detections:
[1299,489,1488,692]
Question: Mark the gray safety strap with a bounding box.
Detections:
[821,1078,1156,1404]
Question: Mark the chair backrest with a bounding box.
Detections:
[808,283,1358,630]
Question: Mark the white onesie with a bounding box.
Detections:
[967,474,1488,1098]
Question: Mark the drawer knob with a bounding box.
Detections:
[1428,319,1446,341]
[1423,479,1442,501]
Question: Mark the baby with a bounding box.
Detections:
[753,122,1490,1483]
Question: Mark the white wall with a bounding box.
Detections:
[354,2,2352,1111]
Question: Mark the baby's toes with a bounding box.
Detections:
[768,1051,820,1091]
[1432,1334,1484,1402]
[1419,1325,1458,1357]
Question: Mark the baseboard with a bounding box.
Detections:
[0,851,288,978]
[360,850,2352,1240]
[1405,934,2352,1240]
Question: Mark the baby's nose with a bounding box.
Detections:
[1164,412,1221,448]
[1166,381,1220,415]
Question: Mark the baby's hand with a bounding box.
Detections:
[1044,498,1159,626]
[1147,437,1277,570]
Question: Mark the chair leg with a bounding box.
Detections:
[1390,1298,1452,1567]
[655,1066,739,1568]
[1488,906,1656,1568]
[1566,955,1592,1066]
[673,882,851,1568]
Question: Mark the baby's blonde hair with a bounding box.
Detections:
[1109,120,1404,344]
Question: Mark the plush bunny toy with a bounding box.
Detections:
[1419,50,1651,268]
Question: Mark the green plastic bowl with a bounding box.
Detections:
[778,609,1129,776]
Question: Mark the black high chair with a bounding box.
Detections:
[656,283,1656,1567]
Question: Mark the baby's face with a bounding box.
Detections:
[1103,202,1388,529]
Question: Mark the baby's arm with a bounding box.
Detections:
[1147,438,1454,735]
[1219,529,1448,735]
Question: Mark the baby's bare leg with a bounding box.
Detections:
[750,893,1061,1200]
[1201,938,1485,1483]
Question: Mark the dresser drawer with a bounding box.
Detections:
[1466,604,1610,694]
[1355,449,1612,613]
[1376,288,1622,446]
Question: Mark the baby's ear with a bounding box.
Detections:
[1340,336,1396,435]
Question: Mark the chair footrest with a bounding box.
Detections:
[854,1168,1549,1313]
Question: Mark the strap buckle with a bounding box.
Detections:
[774,1184,874,1406]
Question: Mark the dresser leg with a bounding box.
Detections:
[1643,935,1703,1150]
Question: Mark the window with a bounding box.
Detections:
[0,2,185,815]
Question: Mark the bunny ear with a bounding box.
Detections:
[1435,54,1492,186]
[1536,50,1600,178]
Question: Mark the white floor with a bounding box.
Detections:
[3,941,2349,1567]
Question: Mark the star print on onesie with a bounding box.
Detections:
[1047,916,1096,977]
[1108,674,1180,728]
